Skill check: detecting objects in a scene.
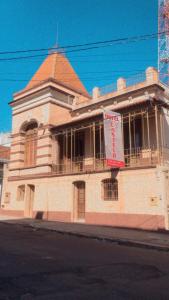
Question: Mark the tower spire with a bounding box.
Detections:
[49,22,65,55]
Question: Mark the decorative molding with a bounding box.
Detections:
[9,163,52,171]
[37,144,52,149]
[11,132,25,138]
[10,151,24,155]
[12,97,72,116]
[8,172,51,181]
[9,159,24,163]
[11,142,24,146]
[12,78,89,102]
[39,124,54,130]
[36,154,52,159]
[38,134,52,140]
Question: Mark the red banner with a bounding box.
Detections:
[103,111,125,168]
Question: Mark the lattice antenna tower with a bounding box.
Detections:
[158,0,169,84]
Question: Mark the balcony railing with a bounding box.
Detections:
[51,147,169,175]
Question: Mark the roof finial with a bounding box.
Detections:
[49,22,65,55]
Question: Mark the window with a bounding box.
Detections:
[24,122,38,167]
[102,179,118,201]
[17,185,25,201]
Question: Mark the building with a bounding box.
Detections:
[0,132,11,147]
[0,133,11,203]
[0,145,10,201]
[1,51,169,230]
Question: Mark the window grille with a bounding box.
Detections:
[102,178,118,201]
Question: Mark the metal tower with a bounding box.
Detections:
[158,0,169,84]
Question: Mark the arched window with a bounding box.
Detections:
[102,178,118,201]
[23,121,38,167]
[17,185,25,201]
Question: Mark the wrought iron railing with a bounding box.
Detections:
[124,147,159,167]
[51,147,169,175]
[98,72,147,96]
[126,72,146,88]
[99,82,117,96]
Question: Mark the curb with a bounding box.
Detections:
[36,228,169,252]
[1,220,169,252]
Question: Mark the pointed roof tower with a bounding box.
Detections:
[25,52,89,97]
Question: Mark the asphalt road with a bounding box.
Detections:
[0,223,169,299]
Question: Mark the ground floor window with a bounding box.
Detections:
[102,179,118,201]
[17,185,25,201]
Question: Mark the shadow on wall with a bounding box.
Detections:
[35,211,44,220]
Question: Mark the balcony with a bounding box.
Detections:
[51,147,169,175]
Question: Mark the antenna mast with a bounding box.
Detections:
[158,0,169,84]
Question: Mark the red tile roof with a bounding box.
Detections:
[25,52,89,97]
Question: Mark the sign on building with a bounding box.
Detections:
[103,110,125,168]
[162,108,169,148]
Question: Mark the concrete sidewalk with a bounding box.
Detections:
[1,215,169,251]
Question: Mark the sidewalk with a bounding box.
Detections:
[1,215,169,251]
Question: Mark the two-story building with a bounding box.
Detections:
[1,51,169,230]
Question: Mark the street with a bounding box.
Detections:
[0,223,169,299]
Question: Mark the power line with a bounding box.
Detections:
[0,31,166,56]
[0,68,166,79]
[0,31,166,62]
[0,58,157,66]
[0,70,145,75]
[0,70,167,84]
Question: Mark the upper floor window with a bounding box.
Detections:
[23,122,38,167]
[102,178,118,201]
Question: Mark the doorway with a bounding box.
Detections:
[24,185,35,218]
[73,181,85,222]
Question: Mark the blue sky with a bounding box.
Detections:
[0,0,157,132]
